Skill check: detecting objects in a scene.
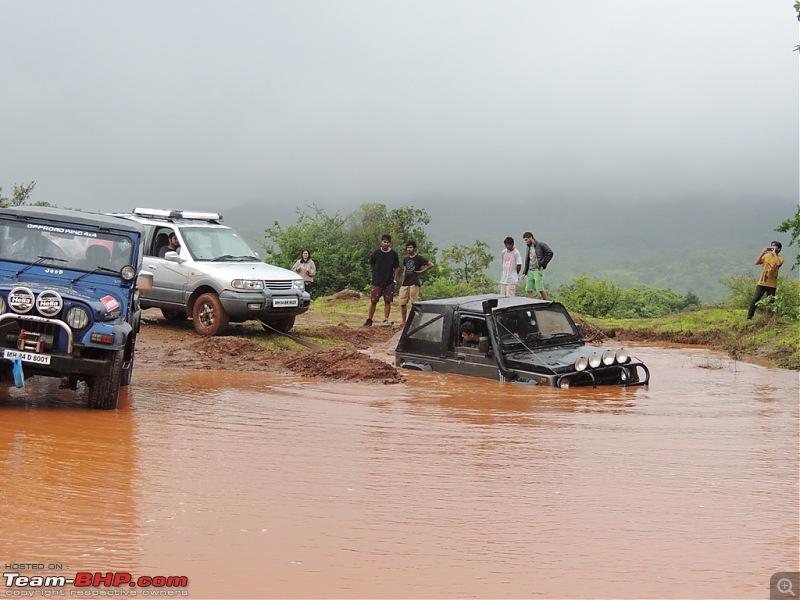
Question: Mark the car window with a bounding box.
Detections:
[180,227,256,261]
[405,310,445,344]
[0,218,134,272]
[534,306,577,337]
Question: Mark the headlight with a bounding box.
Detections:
[120,265,136,281]
[602,349,616,366]
[574,356,589,372]
[616,348,630,364]
[620,367,629,382]
[66,307,90,330]
[0,295,6,314]
[292,279,305,291]
[588,352,602,368]
[560,378,570,389]
[231,279,264,290]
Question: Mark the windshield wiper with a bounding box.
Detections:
[545,332,577,340]
[211,254,256,262]
[15,255,68,277]
[71,265,119,284]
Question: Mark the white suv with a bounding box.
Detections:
[112,208,309,336]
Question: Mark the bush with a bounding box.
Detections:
[423,274,496,300]
[555,275,701,318]
[725,275,799,322]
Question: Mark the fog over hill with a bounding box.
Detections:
[225,195,797,303]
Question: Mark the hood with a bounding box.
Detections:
[504,345,589,374]
[193,260,302,281]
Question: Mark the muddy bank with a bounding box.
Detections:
[136,310,404,383]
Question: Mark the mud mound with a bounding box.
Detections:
[319,323,398,349]
[282,349,404,384]
[573,317,608,342]
[332,289,363,300]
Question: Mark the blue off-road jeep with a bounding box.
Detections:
[0,207,153,409]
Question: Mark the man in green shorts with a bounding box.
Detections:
[521,232,554,300]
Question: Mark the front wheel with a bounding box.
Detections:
[260,316,295,334]
[192,292,229,336]
[121,337,135,387]
[88,349,124,410]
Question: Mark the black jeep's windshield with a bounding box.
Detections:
[495,305,578,347]
[0,219,134,274]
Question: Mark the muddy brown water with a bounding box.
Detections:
[1,344,797,599]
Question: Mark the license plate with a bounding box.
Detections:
[272,298,299,308]
[3,349,52,365]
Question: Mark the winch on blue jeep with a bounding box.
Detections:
[0,206,153,409]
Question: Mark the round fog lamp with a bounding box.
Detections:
[574,356,589,372]
[560,378,570,389]
[616,348,630,364]
[602,349,616,366]
[588,352,602,368]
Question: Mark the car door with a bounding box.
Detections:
[141,227,192,306]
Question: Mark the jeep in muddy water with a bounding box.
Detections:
[396,295,650,388]
[0,207,153,408]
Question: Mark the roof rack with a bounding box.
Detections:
[132,208,223,223]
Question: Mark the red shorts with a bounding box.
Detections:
[370,283,395,304]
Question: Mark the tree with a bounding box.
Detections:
[0,181,37,207]
[262,202,438,296]
[440,240,493,284]
[775,206,800,269]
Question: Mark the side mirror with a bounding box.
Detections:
[478,336,490,354]
[164,251,186,264]
[136,271,154,291]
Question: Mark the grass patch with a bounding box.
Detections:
[583,305,799,370]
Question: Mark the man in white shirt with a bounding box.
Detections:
[500,237,522,297]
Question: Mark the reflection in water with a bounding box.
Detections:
[0,345,797,599]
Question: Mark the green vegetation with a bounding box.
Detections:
[555,275,701,318]
[584,304,799,370]
[0,181,52,208]
[775,206,800,270]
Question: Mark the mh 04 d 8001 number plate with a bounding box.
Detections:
[3,349,52,365]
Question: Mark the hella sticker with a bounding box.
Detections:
[36,290,63,317]
[8,287,35,314]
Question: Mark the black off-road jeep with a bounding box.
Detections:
[396,295,649,388]
[0,207,152,408]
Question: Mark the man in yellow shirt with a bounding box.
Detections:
[747,241,784,319]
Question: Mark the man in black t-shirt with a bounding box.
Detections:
[398,240,434,325]
[364,234,400,326]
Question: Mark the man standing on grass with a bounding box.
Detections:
[747,241,784,319]
[364,234,400,327]
[398,240,434,325]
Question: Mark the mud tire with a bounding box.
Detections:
[260,316,295,334]
[88,349,124,410]
[192,292,229,336]
[121,337,135,387]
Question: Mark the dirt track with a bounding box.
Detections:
[135,308,405,383]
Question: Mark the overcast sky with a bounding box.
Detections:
[1,1,797,216]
